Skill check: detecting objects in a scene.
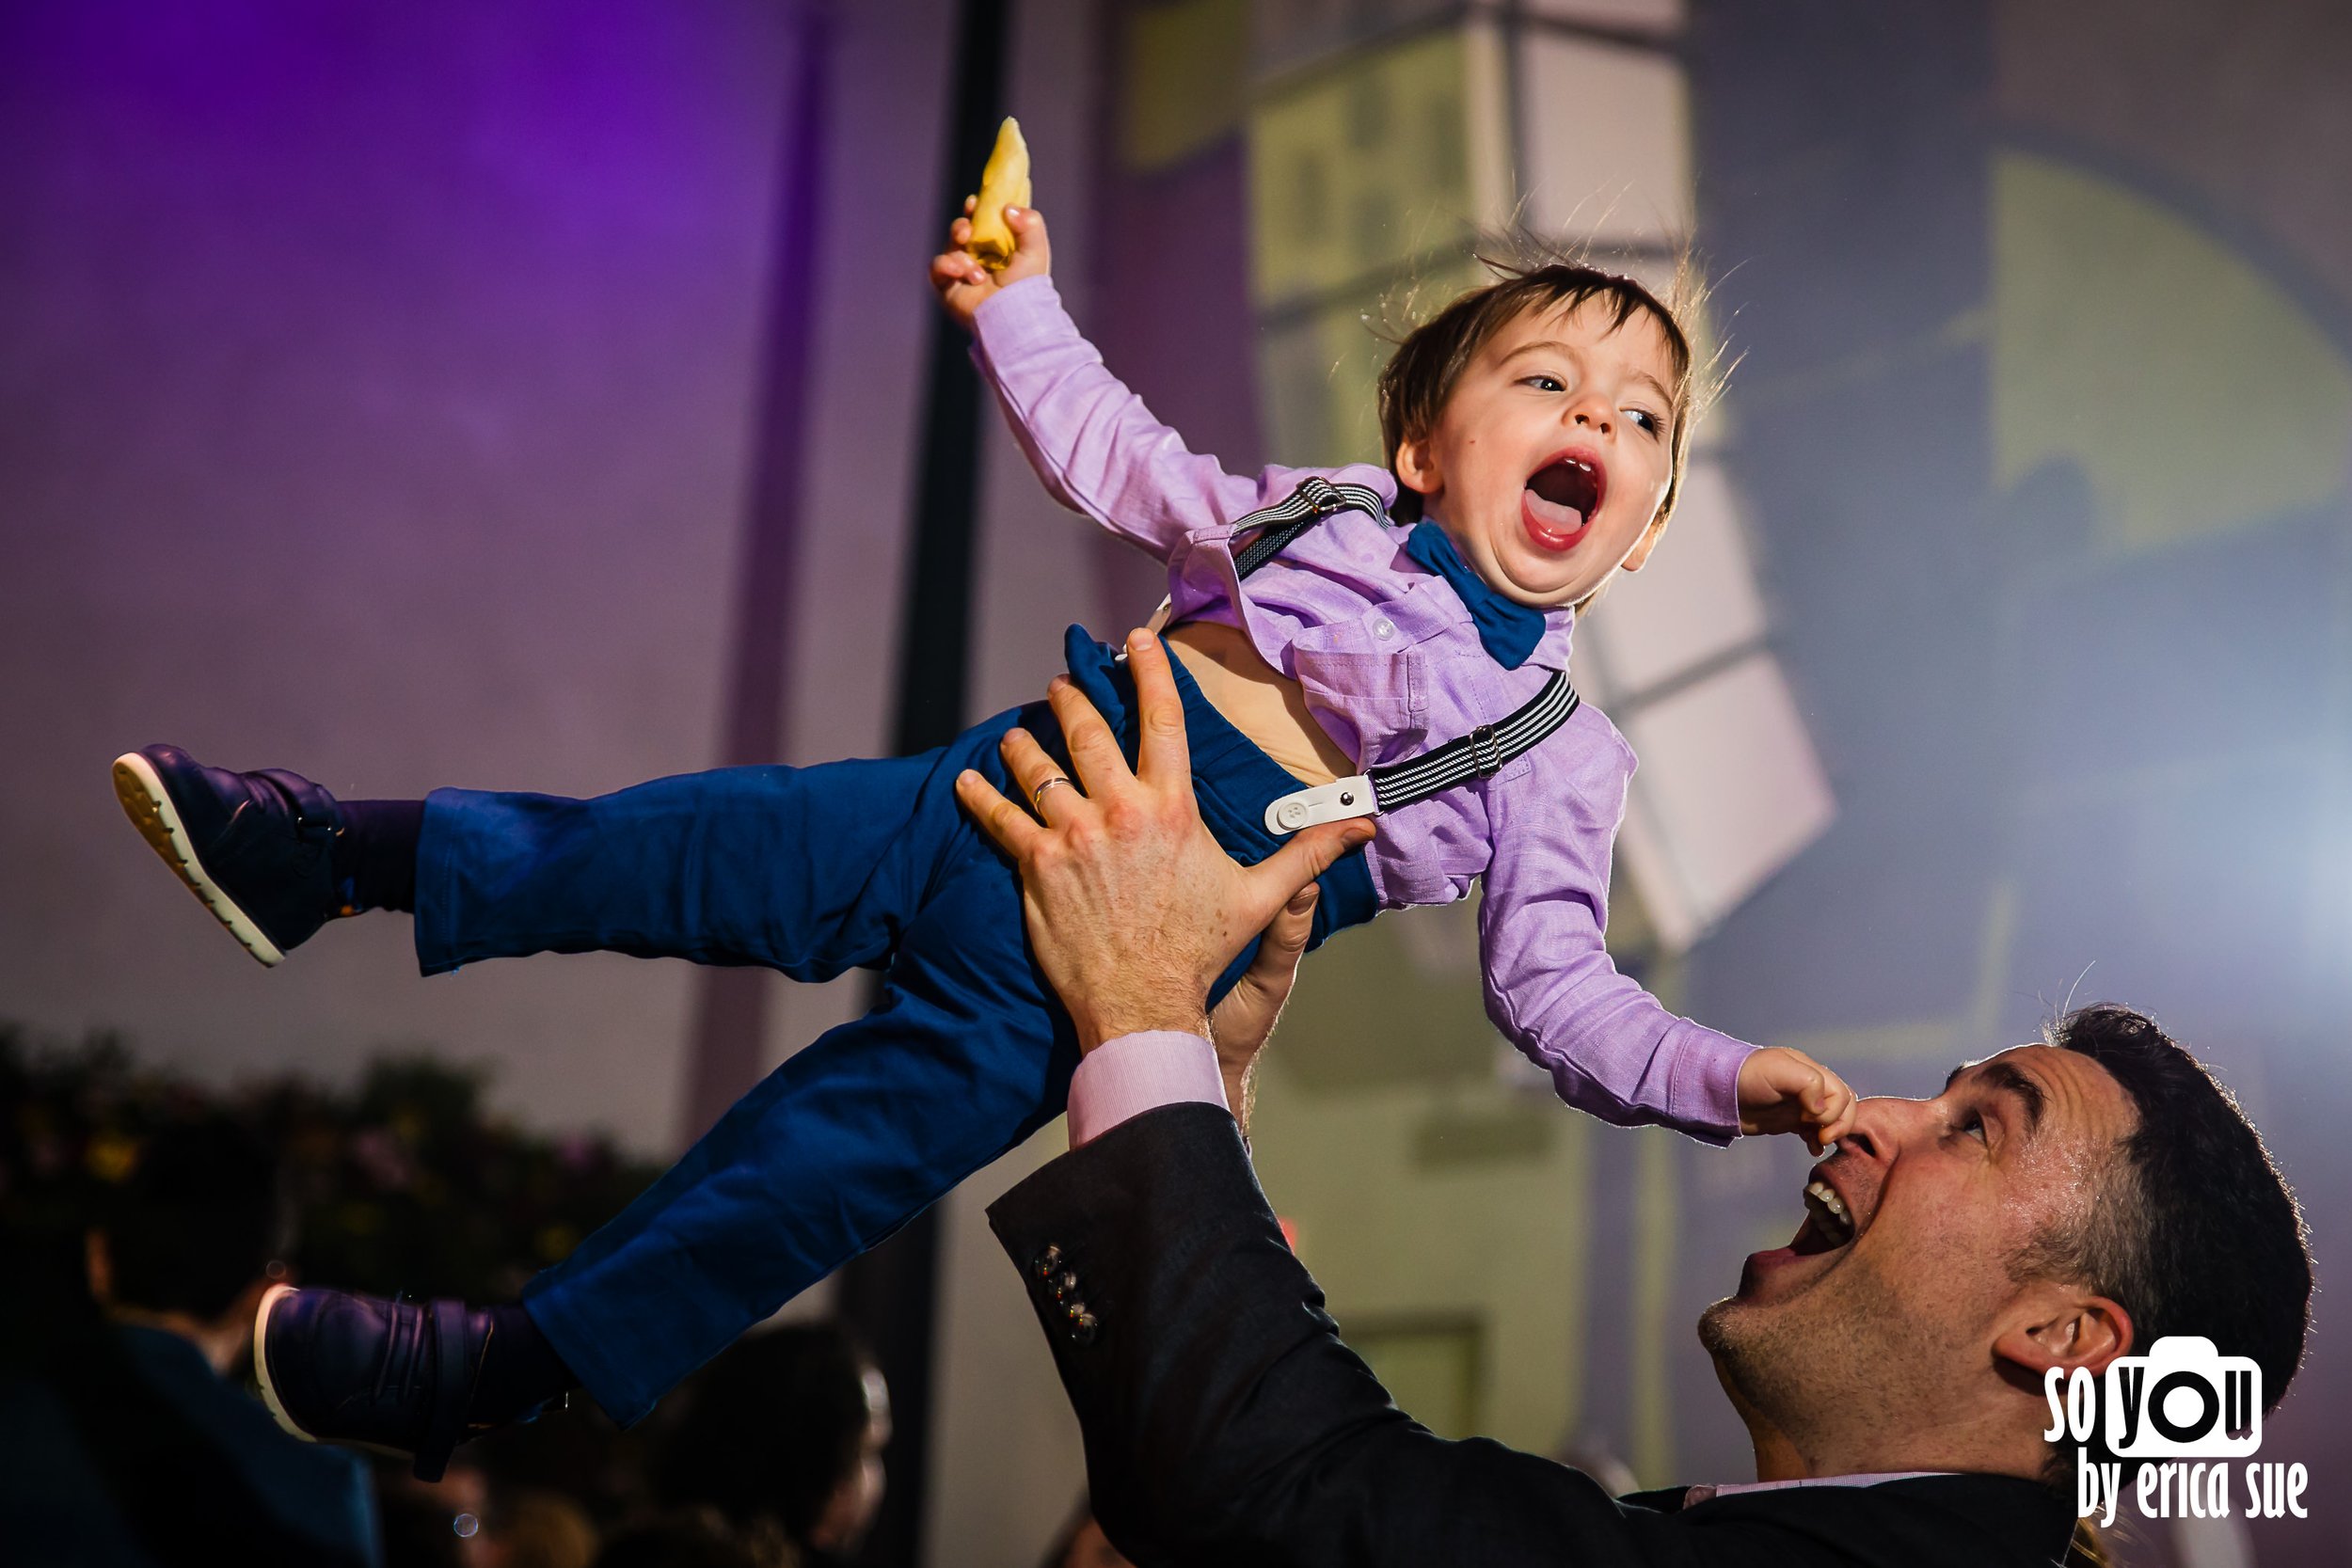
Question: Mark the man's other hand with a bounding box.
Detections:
[955,628,1372,1053]
[1210,882,1319,1137]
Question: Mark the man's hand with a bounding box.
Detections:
[954,628,1371,1053]
[1209,883,1319,1138]
[930,202,1052,335]
[1737,1046,1858,1155]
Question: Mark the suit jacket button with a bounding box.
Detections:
[1071,1309,1098,1346]
[1056,1270,1078,1297]
[1034,1245,1063,1279]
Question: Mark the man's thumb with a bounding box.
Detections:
[1250,820,1368,916]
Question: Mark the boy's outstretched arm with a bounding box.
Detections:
[1470,728,1851,1155]
[929,204,1386,562]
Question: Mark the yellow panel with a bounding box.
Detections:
[1247,28,1496,309]
[1252,1057,1596,1456]
[1992,151,2352,552]
[1122,0,1248,171]
[1257,255,1488,470]
[1350,1319,1484,1438]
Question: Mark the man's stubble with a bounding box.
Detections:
[1697,1249,1979,1468]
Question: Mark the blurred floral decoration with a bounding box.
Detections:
[0,1022,661,1302]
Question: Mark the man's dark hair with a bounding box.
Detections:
[2038,1005,2311,1415]
[651,1323,879,1548]
[101,1117,286,1320]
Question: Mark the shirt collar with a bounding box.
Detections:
[1681,1471,1952,1507]
[1388,521,1578,672]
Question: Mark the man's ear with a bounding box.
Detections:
[1993,1280,2135,1383]
[1394,436,1440,500]
[1618,515,1669,574]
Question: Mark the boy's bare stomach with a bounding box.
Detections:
[1165,620,1354,787]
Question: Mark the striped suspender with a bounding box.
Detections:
[1210,478,1585,836]
[1229,475,1391,578]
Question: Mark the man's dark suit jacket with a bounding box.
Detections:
[988,1103,2077,1567]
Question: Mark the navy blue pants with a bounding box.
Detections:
[412,629,1375,1423]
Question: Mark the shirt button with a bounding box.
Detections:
[1372,617,1396,640]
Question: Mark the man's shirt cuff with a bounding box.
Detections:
[1066,1031,1228,1148]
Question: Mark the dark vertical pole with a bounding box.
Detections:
[679,4,834,1148]
[837,2,1009,1563]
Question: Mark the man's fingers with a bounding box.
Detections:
[1047,673,1136,800]
[1263,884,1318,958]
[1124,629,1192,786]
[1242,820,1372,927]
[955,768,1044,859]
[997,726,1085,822]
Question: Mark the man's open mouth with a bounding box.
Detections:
[1790,1173,1857,1256]
[1522,453,1606,550]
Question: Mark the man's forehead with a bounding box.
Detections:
[1944,1043,2136,1145]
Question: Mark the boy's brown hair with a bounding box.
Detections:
[1375,250,1715,561]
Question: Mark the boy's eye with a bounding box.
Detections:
[1519,373,1565,393]
[1629,408,1661,435]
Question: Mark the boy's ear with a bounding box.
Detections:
[1618,515,1668,574]
[1393,436,1439,499]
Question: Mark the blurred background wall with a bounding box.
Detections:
[3,2,2346,1565]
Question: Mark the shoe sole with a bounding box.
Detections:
[252,1282,315,1442]
[112,751,286,967]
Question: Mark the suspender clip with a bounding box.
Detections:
[1264,775,1378,835]
[1470,724,1502,777]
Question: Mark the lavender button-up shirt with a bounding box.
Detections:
[975,277,1752,1141]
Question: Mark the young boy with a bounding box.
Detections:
[113,204,1854,1479]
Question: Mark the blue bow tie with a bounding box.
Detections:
[1401,522,1549,670]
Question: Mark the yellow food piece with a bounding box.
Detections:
[967,117,1031,270]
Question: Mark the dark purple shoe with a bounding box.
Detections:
[111,744,342,966]
[254,1284,499,1481]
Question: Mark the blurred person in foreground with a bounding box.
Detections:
[594,1507,787,1568]
[953,631,2313,1567]
[646,1324,886,1568]
[1037,1499,1133,1568]
[0,1117,380,1565]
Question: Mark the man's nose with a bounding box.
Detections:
[1836,1094,1936,1165]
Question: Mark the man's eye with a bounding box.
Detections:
[1520,374,1565,392]
[1957,1111,1988,1143]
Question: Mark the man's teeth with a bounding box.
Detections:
[1804,1179,1854,1244]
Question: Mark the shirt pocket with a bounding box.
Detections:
[1289,622,1423,758]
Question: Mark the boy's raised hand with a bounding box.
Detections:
[930,202,1052,336]
[1737,1045,1857,1155]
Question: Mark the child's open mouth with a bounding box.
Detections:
[1521,452,1605,553]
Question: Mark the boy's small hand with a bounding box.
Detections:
[1737,1046,1857,1155]
[930,202,1053,335]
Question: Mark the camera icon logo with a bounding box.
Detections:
[2104,1337,2262,1459]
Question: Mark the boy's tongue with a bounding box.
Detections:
[1524,459,1598,546]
